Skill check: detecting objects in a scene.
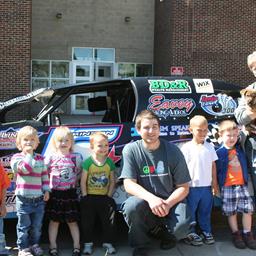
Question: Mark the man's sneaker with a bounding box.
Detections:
[102,243,116,254]
[243,231,256,249]
[201,231,215,245]
[18,248,33,256]
[30,245,43,256]
[183,232,203,246]
[148,225,176,250]
[232,231,246,249]
[82,242,93,255]
[132,247,148,256]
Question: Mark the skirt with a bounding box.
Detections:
[46,188,79,223]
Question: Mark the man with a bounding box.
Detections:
[235,51,256,195]
[120,110,192,256]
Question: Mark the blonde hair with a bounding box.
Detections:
[247,51,256,69]
[89,131,109,148]
[189,115,208,127]
[50,126,74,152]
[218,120,238,135]
[16,126,39,150]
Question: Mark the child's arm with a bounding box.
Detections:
[0,188,7,217]
[212,161,220,196]
[107,171,116,197]
[10,153,34,175]
[80,170,88,197]
[41,158,50,201]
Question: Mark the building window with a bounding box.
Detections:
[72,47,115,62]
[31,60,70,90]
[117,63,152,78]
[73,48,93,61]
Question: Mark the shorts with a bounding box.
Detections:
[221,185,254,216]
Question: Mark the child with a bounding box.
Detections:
[181,115,218,246]
[45,126,82,256]
[216,120,256,249]
[80,132,116,255]
[10,126,50,256]
[0,163,10,255]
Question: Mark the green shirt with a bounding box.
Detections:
[82,156,115,195]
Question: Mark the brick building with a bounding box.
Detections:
[1,0,256,108]
[155,0,256,86]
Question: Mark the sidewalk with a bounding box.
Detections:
[5,214,256,256]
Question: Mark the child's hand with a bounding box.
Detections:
[0,204,7,217]
[23,146,34,155]
[212,185,220,197]
[43,191,50,201]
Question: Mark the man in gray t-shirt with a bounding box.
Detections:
[120,110,191,256]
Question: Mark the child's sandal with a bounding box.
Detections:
[72,248,80,256]
[49,248,58,256]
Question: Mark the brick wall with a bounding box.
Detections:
[155,0,256,86]
[0,0,31,119]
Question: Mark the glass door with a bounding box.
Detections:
[71,61,94,115]
[95,62,114,81]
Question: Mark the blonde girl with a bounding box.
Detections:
[45,126,82,256]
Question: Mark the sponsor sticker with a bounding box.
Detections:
[147,94,196,119]
[193,79,214,93]
[199,94,237,116]
[148,79,192,93]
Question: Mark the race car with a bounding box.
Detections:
[0,76,242,217]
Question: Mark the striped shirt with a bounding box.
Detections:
[46,153,82,190]
[11,153,50,197]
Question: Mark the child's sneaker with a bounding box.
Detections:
[201,231,215,244]
[243,231,256,249]
[82,243,93,255]
[18,248,33,256]
[72,248,80,256]
[30,244,43,256]
[232,231,246,249]
[183,232,203,246]
[102,243,116,254]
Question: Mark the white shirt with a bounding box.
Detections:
[181,141,218,187]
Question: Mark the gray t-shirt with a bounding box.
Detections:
[120,139,191,199]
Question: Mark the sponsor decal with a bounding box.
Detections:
[200,94,237,116]
[0,128,17,149]
[148,79,192,93]
[0,154,12,168]
[169,125,190,136]
[132,125,190,137]
[193,79,214,93]
[148,94,196,119]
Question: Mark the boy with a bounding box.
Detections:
[0,164,10,255]
[181,115,218,246]
[10,126,50,256]
[216,120,256,249]
[80,132,116,255]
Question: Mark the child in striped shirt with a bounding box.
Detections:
[11,126,50,256]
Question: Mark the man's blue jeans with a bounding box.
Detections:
[16,195,45,250]
[122,196,191,248]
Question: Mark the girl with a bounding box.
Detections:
[11,126,50,256]
[45,126,82,256]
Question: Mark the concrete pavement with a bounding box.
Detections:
[4,214,256,256]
